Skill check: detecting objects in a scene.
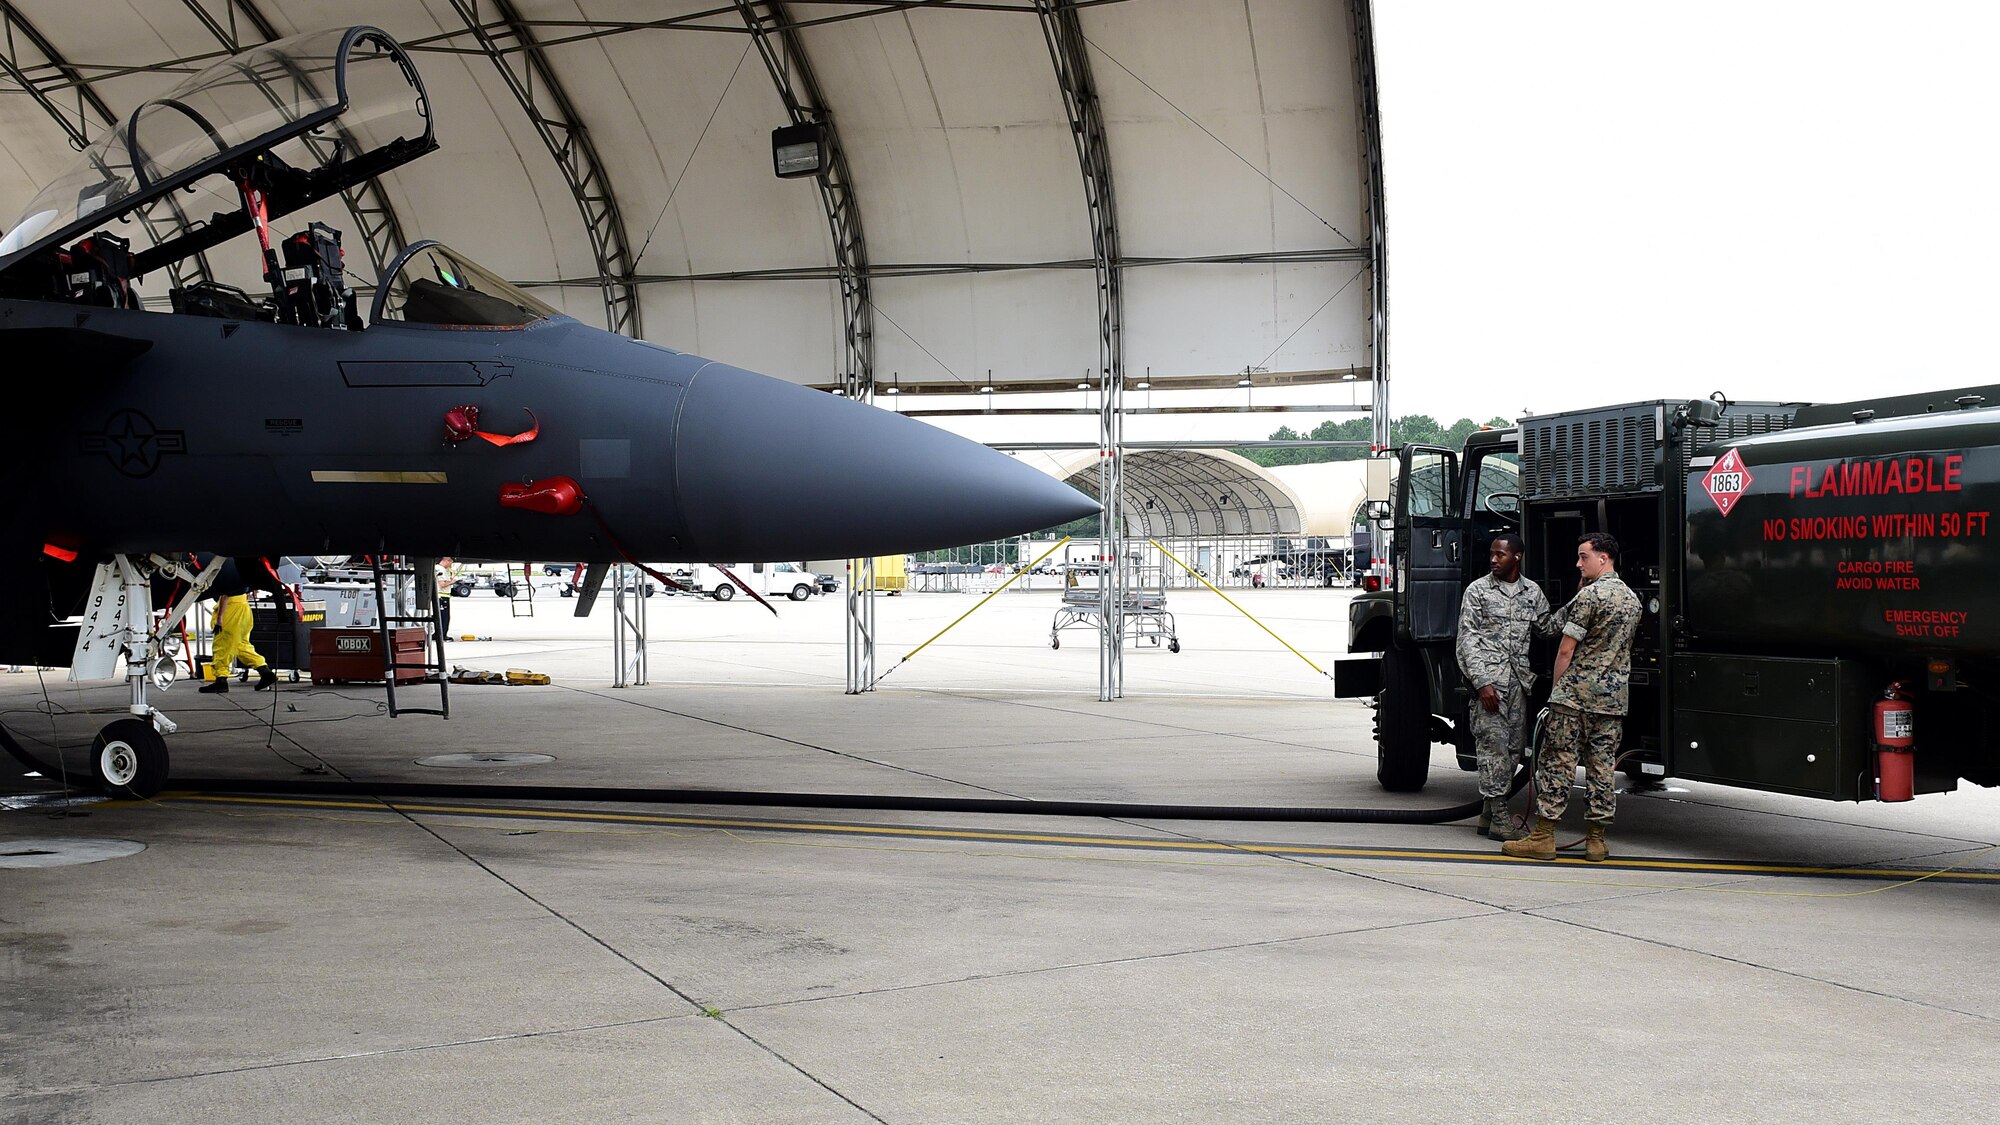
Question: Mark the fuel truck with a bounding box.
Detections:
[1336,383,1999,805]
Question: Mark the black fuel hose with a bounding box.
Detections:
[168,770,1529,824]
[7,720,1529,825]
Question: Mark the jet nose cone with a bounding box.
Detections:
[674,364,1098,560]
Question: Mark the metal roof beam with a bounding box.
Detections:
[446,0,643,337]
[732,0,878,695]
[734,0,873,396]
[518,246,1367,287]
[1349,0,1391,453]
[1037,0,1126,699]
[400,1,1137,57]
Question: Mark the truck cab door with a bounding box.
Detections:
[1393,445,1466,643]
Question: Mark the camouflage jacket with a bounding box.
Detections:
[1455,573,1551,696]
[1545,572,1643,715]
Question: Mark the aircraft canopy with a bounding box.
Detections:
[0,25,432,279]
[372,241,558,329]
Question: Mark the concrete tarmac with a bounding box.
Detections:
[4,588,1998,1123]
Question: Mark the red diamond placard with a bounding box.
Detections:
[1702,447,1752,517]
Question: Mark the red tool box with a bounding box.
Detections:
[309,627,429,685]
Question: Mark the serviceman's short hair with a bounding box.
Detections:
[1492,531,1525,555]
[1578,531,1620,565]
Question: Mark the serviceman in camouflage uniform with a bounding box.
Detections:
[1504,531,1642,862]
[1454,531,1548,841]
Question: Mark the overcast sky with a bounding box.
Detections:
[1372,0,2000,423]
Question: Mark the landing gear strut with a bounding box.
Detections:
[73,554,224,797]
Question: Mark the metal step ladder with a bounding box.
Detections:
[507,561,536,617]
[368,556,450,719]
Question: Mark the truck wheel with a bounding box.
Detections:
[713,585,734,602]
[91,718,168,798]
[452,581,474,599]
[790,584,813,601]
[1375,646,1432,792]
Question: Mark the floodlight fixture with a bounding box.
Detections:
[772,122,827,178]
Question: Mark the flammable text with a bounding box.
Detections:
[1788,455,1962,498]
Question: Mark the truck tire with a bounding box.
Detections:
[713,584,734,602]
[1375,645,1432,792]
[789,584,813,601]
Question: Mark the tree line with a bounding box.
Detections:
[1022,414,1514,539]
[1231,415,1510,467]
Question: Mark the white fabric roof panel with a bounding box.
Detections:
[869,270,1100,388]
[1084,0,1366,257]
[803,9,1090,263]
[1123,261,1372,379]
[0,1,1382,391]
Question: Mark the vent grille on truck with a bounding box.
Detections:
[1523,402,1801,502]
[1523,410,1653,501]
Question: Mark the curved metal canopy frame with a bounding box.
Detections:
[0,0,211,288]
[177,0,412,280]
[1037,0,1125,700]
[730,0,880,695]
[444,0,643,338]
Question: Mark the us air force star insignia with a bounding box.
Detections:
[79,410,188,478]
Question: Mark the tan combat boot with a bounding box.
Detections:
[1584,823,1610,863]
[1501,817,1557,860]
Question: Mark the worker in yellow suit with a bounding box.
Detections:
[200,594,277,694]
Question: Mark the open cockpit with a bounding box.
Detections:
[0,26,542,332]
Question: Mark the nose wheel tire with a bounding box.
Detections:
[91,718,169,798]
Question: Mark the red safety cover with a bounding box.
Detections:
[499,475,584,516]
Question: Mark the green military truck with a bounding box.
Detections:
[1336,385,2000,805]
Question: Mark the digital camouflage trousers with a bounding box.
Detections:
[1470,684,1529,800]
[1534,704,1623,824]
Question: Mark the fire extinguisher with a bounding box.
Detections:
[1873,681,1915,803]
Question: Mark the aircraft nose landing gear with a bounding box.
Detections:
[91,718,170,798]
[70,554,222,797]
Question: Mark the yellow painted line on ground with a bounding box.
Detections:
[159,792,2000,885]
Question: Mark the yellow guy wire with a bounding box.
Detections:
[1148,538,1331,678]
[869,536,1074,687]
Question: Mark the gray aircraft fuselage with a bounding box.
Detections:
[7,298,1093,563]
[0,296,1096,662]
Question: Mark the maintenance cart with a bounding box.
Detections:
[1050,562,1180,652]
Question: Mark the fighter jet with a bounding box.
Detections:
[0,27,1097,795]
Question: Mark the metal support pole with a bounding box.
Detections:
[1349,0,1392,452]
[610,565,648,687]
[1038,0,1125,702]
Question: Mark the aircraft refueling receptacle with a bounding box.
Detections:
[0,27,1098,797]
[1338,386,2000,807]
